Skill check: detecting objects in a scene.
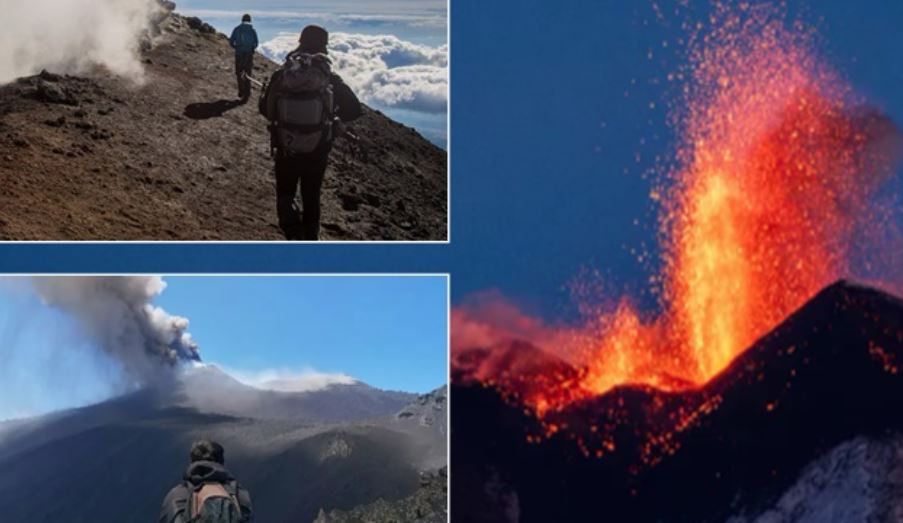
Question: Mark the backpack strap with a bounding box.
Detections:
[226,480,245,515]
[184,481,197,521]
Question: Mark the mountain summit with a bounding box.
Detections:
[0,6,447,240]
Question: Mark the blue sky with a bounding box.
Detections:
[0,276,447,420]
[155,276,448,391]
[2,1,902,320]
[177,0,448,147]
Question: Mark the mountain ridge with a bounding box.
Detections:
[0,374,448,522]
[0,7,447,240]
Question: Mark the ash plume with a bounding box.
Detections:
[29,276,200,384]
[0,0,165,85]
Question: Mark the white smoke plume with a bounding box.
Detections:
[223,366,359,393]
[0,0,163,85]
[28,276,200,384]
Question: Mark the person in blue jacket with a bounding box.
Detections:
[229,14,259,102]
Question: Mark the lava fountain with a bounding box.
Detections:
[453,3,903,416]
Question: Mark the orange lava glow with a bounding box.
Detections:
[576,4,901,405]
[453,3,902,418]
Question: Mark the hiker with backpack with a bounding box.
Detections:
[259,24,363,241]
[229,14,259,102]
[159,439,253,523]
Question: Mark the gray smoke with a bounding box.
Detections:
[0,0,164,85]
[29,276,200,384]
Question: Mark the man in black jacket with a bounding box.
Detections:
[259,25,363,241]
[158,440,253,522]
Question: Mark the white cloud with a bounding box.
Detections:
[179,9,447,29]
[260,32,448,114]
[219,365,358,393]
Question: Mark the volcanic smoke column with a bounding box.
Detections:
[29,276,200,385]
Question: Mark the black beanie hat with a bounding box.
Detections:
[190,439,225,465]
[242,13,251,22]
[299,25,329,53]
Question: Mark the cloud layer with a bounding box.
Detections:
[217,365,358,392]
[260,32,448,114]
[180,9,446,29]
[1,0,161,85]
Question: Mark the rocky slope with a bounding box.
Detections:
[395,385,448,437]
[313,466,448,523]
[0,6,447,240]
[452,281,903,522]
[726,436,903,523]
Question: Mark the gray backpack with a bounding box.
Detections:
[188,482,243,523]
[267,51,334,154]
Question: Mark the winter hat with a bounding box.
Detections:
[299,25,329,53]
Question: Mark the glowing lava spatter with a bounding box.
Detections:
[579,3,902,403]
[454,2,902,418]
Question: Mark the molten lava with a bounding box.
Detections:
[453,3,902,418]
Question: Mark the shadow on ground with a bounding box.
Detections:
[183,99,244,120]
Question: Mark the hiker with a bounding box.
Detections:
[229,14,259,102]
[259,24,363,241]
[158,439,254,523]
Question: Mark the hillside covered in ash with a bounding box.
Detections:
[0,365,447,523]
[0,3,447,241]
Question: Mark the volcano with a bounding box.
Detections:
[451,281,903,522]
[0,366,447,522]
[0,3,447,240]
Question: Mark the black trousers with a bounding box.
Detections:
[235,52,253,100]
[274,150,329,241]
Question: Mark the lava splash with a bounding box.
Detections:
[452,3,903,417]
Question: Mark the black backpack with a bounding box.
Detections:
[263,51,334,154]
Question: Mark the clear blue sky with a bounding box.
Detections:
[0,276,447,420]
[2,1,901,320]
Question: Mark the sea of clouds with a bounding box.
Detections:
[260,32,448,115]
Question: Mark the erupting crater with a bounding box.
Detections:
[452,1,902,423]
[451,2,903,521]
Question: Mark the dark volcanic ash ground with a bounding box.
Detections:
[0,8,447,241]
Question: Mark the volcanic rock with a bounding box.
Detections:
[33,79,76,105]
[452,280,903,522]
[312,466,448,523]
[185,16,217,34]
[157,0,176,12]
[395,385,448,434]
[38,70,62,82]
[726,436,903,522]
